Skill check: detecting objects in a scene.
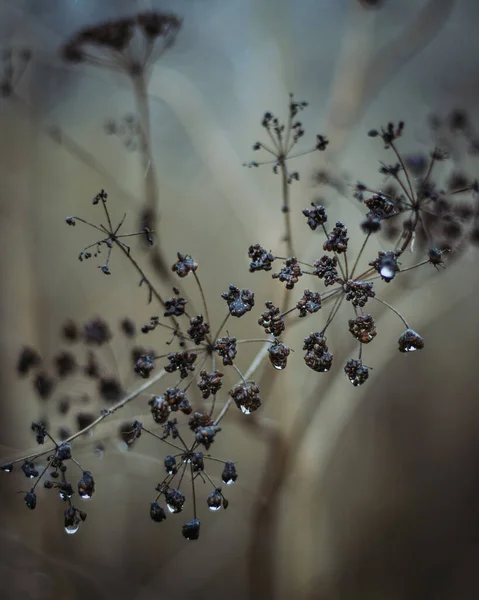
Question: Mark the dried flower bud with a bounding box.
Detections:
[207,489,223,511]
[272,257,303,289]
[344,359,369,386]
[348,314,377,344]
[135,354,155,379]
[313,256,340,286]
[56,442,72,462]
[165,488,185,513]
[188,412,213,431]
[78,471,95,499]
[24,490,37,510]
[214,336,237,366]
[22,461,39,479]
[221,285,255,317]
[182,518,200,540]
[197,370,224,399]
[344,280,375,307]
[165,351,197,379]
[258,301,285,336]
[230,382,262,414]
[191,452,204,472]
[303,333,333,373]
[187,315,210,344]
[195,425,221,450]
[369,250,400,282]
[164,455,177,475]
[149,395,170,424]
[164,294,187,317]
[296,289,322,317]
[268,341,290,370]
[398,329,424,352]
[323,221,349,254]
[222,461,237,485]
[302,202,327,230]
[248,244,275,272]
[150,501,167,522]
[64,506,83,535]
[172,252,197,278]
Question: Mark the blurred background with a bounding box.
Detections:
[1,0,479,599]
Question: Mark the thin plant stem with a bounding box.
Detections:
[371,295,409,328]
[350,232,371,280]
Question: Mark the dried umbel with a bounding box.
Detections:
[62,12,182,79]
[6,95,477,546]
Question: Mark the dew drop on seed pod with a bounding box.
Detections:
[240,405,251,415]
[79,492,91,500]
[166,504,176,514]
[209,505,221,512]
[404,345,417,352]
[380,265,395,280]
[273,363,285,370]
[65,523,80,535]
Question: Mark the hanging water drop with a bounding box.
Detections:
[64,523,80,535]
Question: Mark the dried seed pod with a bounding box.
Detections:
[248,244,275,272]
[150,501,167,522]
[268,341,290,370]
[182,518,200,540]
[302,202,327,230]
[258,301,285,336]
[296,289,322,317]
[230,382,262,414]
[222,461,238,485]
[165,488,185,513]
[303,332,333,373]
[221,285,255,317]
[272,257,302,289]
[344,359,369,386]
[207,489,223,511]
[348,314,377,344]
[398,329,424,352]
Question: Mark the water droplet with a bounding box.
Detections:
[273,363,284,371]
[225,479,235,486]
[240,405,251,415]
[79,492,92,500]
[209,505,221,512]
[65,524,79,535]
[167,503,178,514]
[380,265,395,279]
[405,346,416,352]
